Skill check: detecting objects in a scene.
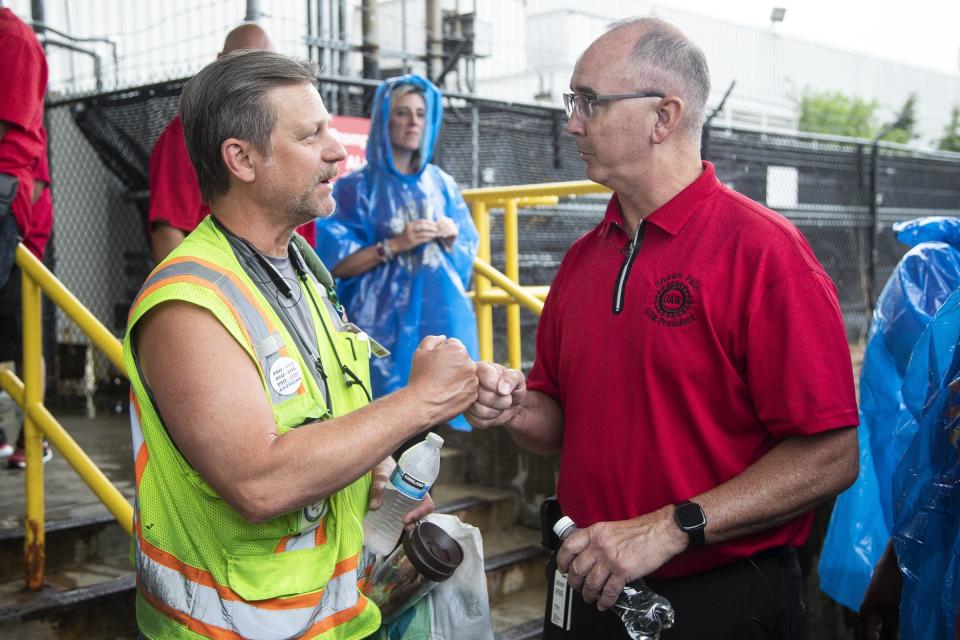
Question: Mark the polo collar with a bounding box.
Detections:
[601,161,720,237]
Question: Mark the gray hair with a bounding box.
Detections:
[179,50,319,203]
[611,17,711,137]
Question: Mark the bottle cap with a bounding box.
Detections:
[425,433,444,448]
[553,516,577,540]
[403,521,463,582]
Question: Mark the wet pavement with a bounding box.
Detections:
[0,411,134,533]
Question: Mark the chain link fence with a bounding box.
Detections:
[42,76,960,395]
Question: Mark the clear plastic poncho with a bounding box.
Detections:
[819,217,960,611]
[315,75,479,429]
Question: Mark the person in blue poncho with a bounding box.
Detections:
[315,75,479,432]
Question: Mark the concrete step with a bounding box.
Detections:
[0,482,536,638]
[0,513,127,581]
[437,446,468,486]
[483,526,548,605]
[492,586,545,640]
[432,482,519,535]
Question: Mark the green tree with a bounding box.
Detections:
[797,90,878,138]
[879,93,919,144]
[937,106,960,152]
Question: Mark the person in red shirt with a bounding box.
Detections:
[148,22,317,262]
[4,128,54,468]
[0,4,50,465]
[466,17,858,639]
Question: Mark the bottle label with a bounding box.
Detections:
[551,569,572,629]
[390,466,430,500]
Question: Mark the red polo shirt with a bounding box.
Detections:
[0,8,47,243]
[149,116,316,245]
[527,162,858,578]
[23,126,52,258]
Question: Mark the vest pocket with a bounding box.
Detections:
[226,544,337,601]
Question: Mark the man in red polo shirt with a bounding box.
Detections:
[148,23,318,263]
[467,17,858,639]
[0,4,50,465]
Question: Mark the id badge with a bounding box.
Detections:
[342,322,390,359]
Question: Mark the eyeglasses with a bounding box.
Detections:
[562,90,665,121]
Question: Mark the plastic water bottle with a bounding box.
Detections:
[364,433,444,556]
[553,516,675,640]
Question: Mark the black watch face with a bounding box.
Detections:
[676,502,706,530]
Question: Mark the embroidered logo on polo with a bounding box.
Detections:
[646,273,700,327]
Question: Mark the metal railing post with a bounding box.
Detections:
[503,199,521,370]
[471,201,494,362]
[21,267,45,591]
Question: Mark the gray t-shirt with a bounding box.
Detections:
[225,233,327,392]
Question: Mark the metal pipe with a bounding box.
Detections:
[471,202,493,361]
[0,371,134,536]
[425,0,442,82]
[470,105,479,187]
[472,258,544,315]
[471,286,549,304]
[504,199,522,369]
[30,0,45,33]
[400,0,408,74]
[16,244,124,372]
[361,0,379,80]
[41,38,104,91]
[245,0,261,21]
[462,180,611,203]
[306,0,314,60]
[21,270,45,591]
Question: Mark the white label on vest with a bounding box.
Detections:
[269,357,302,396]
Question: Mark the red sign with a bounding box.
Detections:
[330,116,370,178]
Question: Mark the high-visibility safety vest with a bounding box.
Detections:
[123,217,381,640]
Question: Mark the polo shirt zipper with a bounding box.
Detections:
[613,220,645,315]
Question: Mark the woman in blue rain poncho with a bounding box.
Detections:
[315,75,479,429]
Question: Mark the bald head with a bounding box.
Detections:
[220,23,273,56]
[594,17,710,137]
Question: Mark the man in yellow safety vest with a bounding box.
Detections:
[123,50,479,639]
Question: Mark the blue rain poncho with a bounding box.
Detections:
[315,75,479,428]
[819,217,960,611]
[891,284,960,640]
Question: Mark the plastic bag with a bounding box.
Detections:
[371,514,494,640]
[819,221,960,611]
[890,289,960,640]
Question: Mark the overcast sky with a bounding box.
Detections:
[658,0,960,76]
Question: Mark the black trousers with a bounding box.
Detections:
[542,548,805,640]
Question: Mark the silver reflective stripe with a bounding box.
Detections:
[256,332,285,360]
[136,537,360,639]
[139,261,293,406]
[130,400,145,468]
[286,525,322,552]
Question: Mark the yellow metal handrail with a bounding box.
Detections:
[462,180,611,368]
[4,243,133,591]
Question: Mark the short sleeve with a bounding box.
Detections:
[746,270,859,437]
[526,262,567,400]
[148,118,208,232]
[0,32,45,130]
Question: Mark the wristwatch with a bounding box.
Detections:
[674,500,707,547]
